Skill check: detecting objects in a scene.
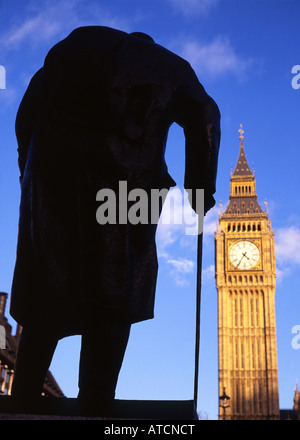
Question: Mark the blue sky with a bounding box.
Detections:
[0,0,300,420]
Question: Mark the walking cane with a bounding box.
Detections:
[193,217,203,410]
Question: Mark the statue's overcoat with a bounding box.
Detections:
[10,26,220,335]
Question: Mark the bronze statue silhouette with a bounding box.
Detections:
[10,26,220,412]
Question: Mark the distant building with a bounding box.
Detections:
[293,383,300,412]
[0,292,64,397]
[215,126,279,420]
[280,384,300,420]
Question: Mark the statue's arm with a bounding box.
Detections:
[15,68,44,179]
[172,69,221,214]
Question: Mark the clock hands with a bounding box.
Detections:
[235,251,249,268]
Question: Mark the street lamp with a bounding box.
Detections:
[219,387,230,420]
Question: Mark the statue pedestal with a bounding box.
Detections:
[0,396,198,420]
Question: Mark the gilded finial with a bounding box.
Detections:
[238,124,244,142]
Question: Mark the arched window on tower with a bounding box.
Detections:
[239,294,243,326]
[234,297,238,327]
[250,295,254,326]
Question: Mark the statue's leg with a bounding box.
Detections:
[78,311,131,412]
[11,327,58,398]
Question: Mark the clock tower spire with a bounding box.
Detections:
[226,125,264,217]
[215,125,280,420]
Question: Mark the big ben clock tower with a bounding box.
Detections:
[215,125,280,420]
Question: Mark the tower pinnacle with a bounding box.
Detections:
[232,124,253,178]
[238,123,244,142]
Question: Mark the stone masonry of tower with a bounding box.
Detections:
[215,125,280,420]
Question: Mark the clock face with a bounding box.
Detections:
[229,240,260,270]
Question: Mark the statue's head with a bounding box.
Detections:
[130,32,155,43]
